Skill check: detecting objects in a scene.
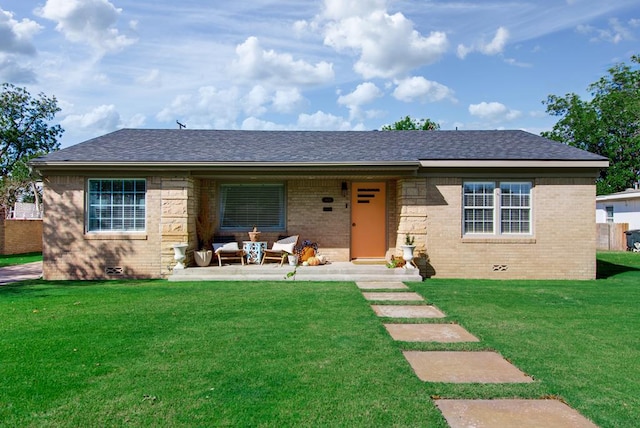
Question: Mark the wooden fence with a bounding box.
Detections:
[0,219,43,255]
[596,223,629,251]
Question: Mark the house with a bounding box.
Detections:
[596,187,640,229]
[30,129,608,281]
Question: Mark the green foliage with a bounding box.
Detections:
[543,55,640,194]
[0,83,63,212]
[382,115,440,130]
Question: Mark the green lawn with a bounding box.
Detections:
[1,252,638,427]
[0,252,42,267]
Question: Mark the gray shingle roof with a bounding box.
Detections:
[33,128,607,164]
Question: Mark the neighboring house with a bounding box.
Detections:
[30,129,607,281]
[596,187,640,229]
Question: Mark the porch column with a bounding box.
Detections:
[396,178,428,255]
[160,176,195,277]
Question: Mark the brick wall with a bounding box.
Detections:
[42,175,176,280]
[423,176,598,280]
[0,219,43,255]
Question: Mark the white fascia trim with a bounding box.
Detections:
[419,160,609,168]
[596,192,640,202]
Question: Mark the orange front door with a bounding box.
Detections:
[351,182,386,259]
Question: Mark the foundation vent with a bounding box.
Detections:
[105,267,124,276]
[492,264,508,272]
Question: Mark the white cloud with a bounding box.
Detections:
[576,18,637,44]
[241,117,288,130]
[337,82,383,119]
[136,69,161,87]
[468,101,521,122]
[231,36,334,87]
[272,88,305,113]
[61,104,121,134]
[241,85,270,117]
[322,9,448,79]
[297,110,353,130]
[0,55,37,83]
[392,76,456,103]
[156,86,241,129]
[0,8,42,55]
[321,0,387,20]
[35,0,136,54]
[457,27,510,59]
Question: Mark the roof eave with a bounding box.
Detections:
[419,160,609,168]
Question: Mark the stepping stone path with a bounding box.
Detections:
[436,399,599,428]
[384,323,479,343]
[403,351,534,383]
[371,305,445,318]
[359,281,598,427]
[362,291,423,301]
[356,281,409,290]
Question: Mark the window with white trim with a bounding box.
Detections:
[605,206,614,223]
[87,179,146,232]
[219,183,285,231]
[463,181,532,235]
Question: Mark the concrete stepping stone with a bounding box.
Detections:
[384,323,480,342]
[362,292,424,301]
[356,281,409,290]
[372,305,445,318]
[403,351,534,383]
[436,399,598,428]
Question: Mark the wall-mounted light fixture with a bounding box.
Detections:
[341,181,348,197]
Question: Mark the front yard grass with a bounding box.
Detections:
[0,252,42,267]
[1,251,638,427]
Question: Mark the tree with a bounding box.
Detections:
[0,83,63,215]
[542,55,640,194]
[382,115,440,131]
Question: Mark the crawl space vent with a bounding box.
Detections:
[105,267,124,276]
[492,264,509,272]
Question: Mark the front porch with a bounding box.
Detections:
[169,261,423,282]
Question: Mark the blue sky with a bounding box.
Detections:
[2,0,638,148]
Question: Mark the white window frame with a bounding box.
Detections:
[463,181,532,236]
[219,183,286,232]
[86,179,146,233]
[605,206,614,223]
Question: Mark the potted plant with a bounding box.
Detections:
[194,192,214,267]
[248,225,261,242]
[401,233,416,269]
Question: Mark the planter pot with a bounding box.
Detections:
[248,231,261,242]
[194,250,213,267]
[288,254,299,266]
[173,243,188,269]
[401,245,416,269]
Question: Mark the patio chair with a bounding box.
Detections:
[261,235,299,266]
[213,242,245,267]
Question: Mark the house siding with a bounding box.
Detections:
[41,173,597,281]
[423,176,596,280]
[42,175,189,280]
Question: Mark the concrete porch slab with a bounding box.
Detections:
[403,351,535,383]
[356,281,409,290]
[435,399,598,428]
[362,292,424,301]
[169,261,422,282]
[371,305,446,318]
[384,323,480,342]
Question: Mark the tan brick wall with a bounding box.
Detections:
[42,175,174,280]
[0,219,43,255]
[423,176,597,280]
[286,179,351,261]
